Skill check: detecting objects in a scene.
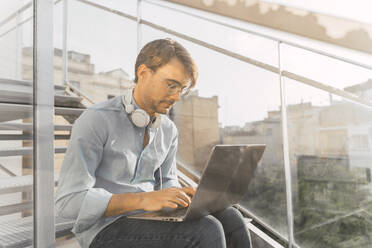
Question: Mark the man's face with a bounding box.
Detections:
[142,58,191,115]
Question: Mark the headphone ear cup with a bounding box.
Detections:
[131,109,150,128]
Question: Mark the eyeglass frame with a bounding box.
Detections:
[149,68,192,96]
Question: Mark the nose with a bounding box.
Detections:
[169,91,181,102]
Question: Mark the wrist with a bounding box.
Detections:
[137,192,148,210]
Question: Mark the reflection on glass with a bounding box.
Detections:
[172,92,220,174]
[142,1,279,68]
[66,0,137,103]
[54,1,137,175]
[0,1,34,246]
[285,78,372,248]
[281,44,372,90]
[165,42,289,237]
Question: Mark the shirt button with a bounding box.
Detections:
[139,133,143,136]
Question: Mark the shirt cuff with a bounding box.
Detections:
[72,188,112,233]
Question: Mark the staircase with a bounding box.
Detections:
[0,78,85,163]
[0,77,86,248]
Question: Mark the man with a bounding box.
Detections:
[56,39,251,248]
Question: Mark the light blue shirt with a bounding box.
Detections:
[55,95,180,248]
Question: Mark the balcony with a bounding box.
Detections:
[0,0,372,247]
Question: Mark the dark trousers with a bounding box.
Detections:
[90,207,252,248]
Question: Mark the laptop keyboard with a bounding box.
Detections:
[156,207,188,218]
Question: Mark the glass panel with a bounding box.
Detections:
[142,0,279,68]
[258,0,372,25]
[281,43,372,90]
[0,0,34,247]
[88,0,138,17]
[65,0,137,103]
[141,26,288,237]
[56,2,137,246]
[285,77,372,248]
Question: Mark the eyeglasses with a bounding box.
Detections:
[149,68,191,96]
[165,81,191,96]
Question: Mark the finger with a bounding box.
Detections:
[182,186,196,196]
[168,195,189,207]
[165,188,191,204]
[176,190,191,205]
[164,201,178,209]
[166,187,179,193]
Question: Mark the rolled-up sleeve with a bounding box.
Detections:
[160,128,181,189]
[55,109,112,233]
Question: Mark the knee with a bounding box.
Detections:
[200,215,225,236]
[224,207,245,221]
[214,207,247,230]
[196,216,226,247]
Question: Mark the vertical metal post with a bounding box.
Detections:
[62,0,68,85]
[15,11,23,80]
[278,41,295,248]
[33,0,55,247]
[137,0,142,54]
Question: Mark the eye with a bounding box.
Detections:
[167,83,178,89]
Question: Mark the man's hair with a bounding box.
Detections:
[134,38,198,88]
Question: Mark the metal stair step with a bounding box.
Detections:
[0,90,83,108]
[0,147,67,157]
[0,103,84,123]
[0,174,59,195]
[0,122,72,131]
[0,215,74,248]
[0,173,60,215]
[0,78,65,90]
[0,77,84,108]
[54,95,84,108]
[55,106,85,116]
[0,77,66,95]
[0,202,33,216]
[0,134,70,140]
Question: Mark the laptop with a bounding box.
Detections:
[128,144,265,222]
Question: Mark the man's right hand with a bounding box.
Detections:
[104,186,196,217]
[140,186,195,212]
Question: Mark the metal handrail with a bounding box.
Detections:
[144,0,372,71]
[0,1,32,29]
[74,0,372,111]
[0,16,32,39]
[0,163,17,177]
[75,0,136,21]
[2,0,371,97]
[2,0,371,71]
[0,0,61,39]
[65,81,95,105]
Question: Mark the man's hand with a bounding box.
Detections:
[104,186,196,217]
[140,186,196,212]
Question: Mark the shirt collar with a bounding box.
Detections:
[123,89,161,129]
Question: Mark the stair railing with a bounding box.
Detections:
[65,81,95,105]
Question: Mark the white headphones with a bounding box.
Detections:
[122,89,161,129]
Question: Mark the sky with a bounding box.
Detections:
[1,0,372,127]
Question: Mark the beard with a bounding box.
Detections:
[153,99,175,114]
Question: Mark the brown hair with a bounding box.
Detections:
[134,38,198,89]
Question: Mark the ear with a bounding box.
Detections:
[137,64,151,83]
